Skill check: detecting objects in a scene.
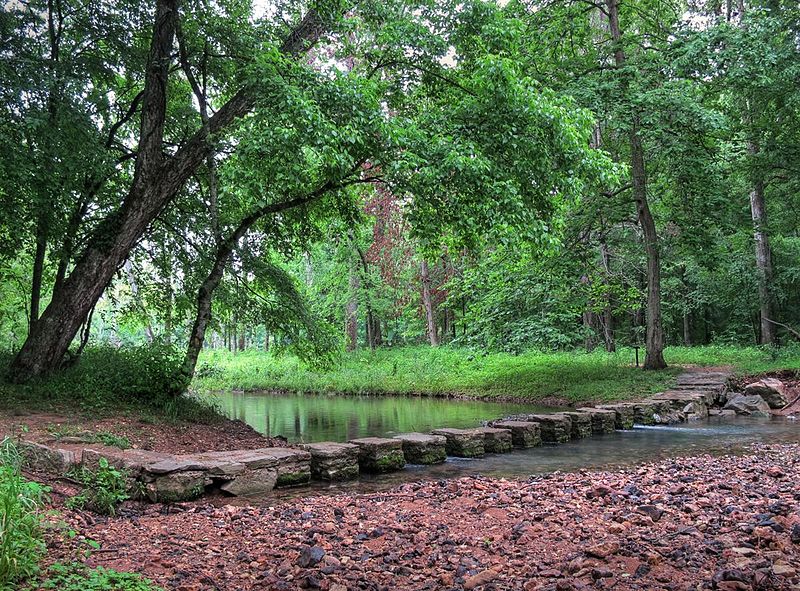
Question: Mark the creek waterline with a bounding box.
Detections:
[210,390,561,443]
[210,390,799,499]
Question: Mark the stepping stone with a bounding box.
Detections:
[652,390,709,410]
[348,437,405,473]
[561,412,592,439]
[302,442,360,480]
[489,420,542,448]
[576,408,617,435]
[524,414,572,444]
[630,401,659,425]
[393,433,447,465]
[18,441,79,475]
[596,404,635,430]
[431,428,485,457]
[474,427,513,453]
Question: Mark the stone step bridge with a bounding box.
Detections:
[16,368,737,502]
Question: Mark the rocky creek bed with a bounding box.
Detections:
[39,442,800,591]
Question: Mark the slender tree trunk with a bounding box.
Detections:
[29,223,47,334]
[420,259,439,347]
[124,260,154,343]
[683,312,692,346]
[606,0,666,369]
[264,324,270,351]
[8,8,327,382]
[599,240,615,352]
[748,148,776,345]
[346,264,359,352]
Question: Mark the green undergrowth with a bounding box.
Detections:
[0,345,223,425]
[192,344,800,403]
[0,438,48,587]
[38,563,164,591]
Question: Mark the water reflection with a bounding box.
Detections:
[210,391,556,443]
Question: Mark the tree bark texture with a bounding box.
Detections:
[748,146,776,345]
[420,260,439,347]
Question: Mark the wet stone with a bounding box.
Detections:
[596,404,635,430]
[561,412,592,439]
[348,437,405,473]
[631,401,659,426]
[431,428,485,457]
[474,427,513,453]
[302,442,360,481]
[576,408,617,434]
[393,433,446,465]
[488,420,542,448]
[524,414,572,444]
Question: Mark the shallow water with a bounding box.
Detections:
[211,390,558,442]
[282,416,800,497]
[210,391,800,498]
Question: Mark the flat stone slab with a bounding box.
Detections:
[348,437,405,473]
[561,412,592,439]
[474,427,513,453]
[524,414,572,444]
[431,428,485,457]
[489,420,542,448]
[393,433,447,465]
[576,408,617,434]
[18,441,79,475]
[302,442,360,481]
[596,404,635,430]
[652,390,710,408]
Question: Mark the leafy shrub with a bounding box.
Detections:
[41,563,164,591]
[66,458,129,516]
[0,438,48,586]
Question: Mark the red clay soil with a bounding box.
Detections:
[38,443,800,591]
[0,411,284,455]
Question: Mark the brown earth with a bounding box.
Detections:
[34,442,800,591]
[0,411,285,455]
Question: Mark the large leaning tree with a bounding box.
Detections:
[4,0,616,385]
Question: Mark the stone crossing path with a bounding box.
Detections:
[19,368,734,501]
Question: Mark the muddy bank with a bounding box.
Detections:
[43,443,800,591]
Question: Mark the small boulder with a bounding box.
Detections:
[297,545,326,568]
[723,394,771,417]
[743,378,788,408]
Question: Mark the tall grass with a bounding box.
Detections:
[0,438,48,586]
[192,344,800,403]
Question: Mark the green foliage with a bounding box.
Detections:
[40,563,163,591]
[0,438,48,587]
[193,346,681,403]
[0,345,222,424]
[66,458,129,516]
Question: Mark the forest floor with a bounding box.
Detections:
[192,345,800,404]
[30,442,800,591]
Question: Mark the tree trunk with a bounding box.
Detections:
[606,0,666,369]
[29,222,47,334]
[264,323,270,351]
[7,7,328,383]
[748,148,776,345]
[599,240,615,352]
[420,259,439,347]
[346,264,359,352]
[683,312,692,346]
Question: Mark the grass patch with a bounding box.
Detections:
[0,345,224,425]
[192,344,800,404]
